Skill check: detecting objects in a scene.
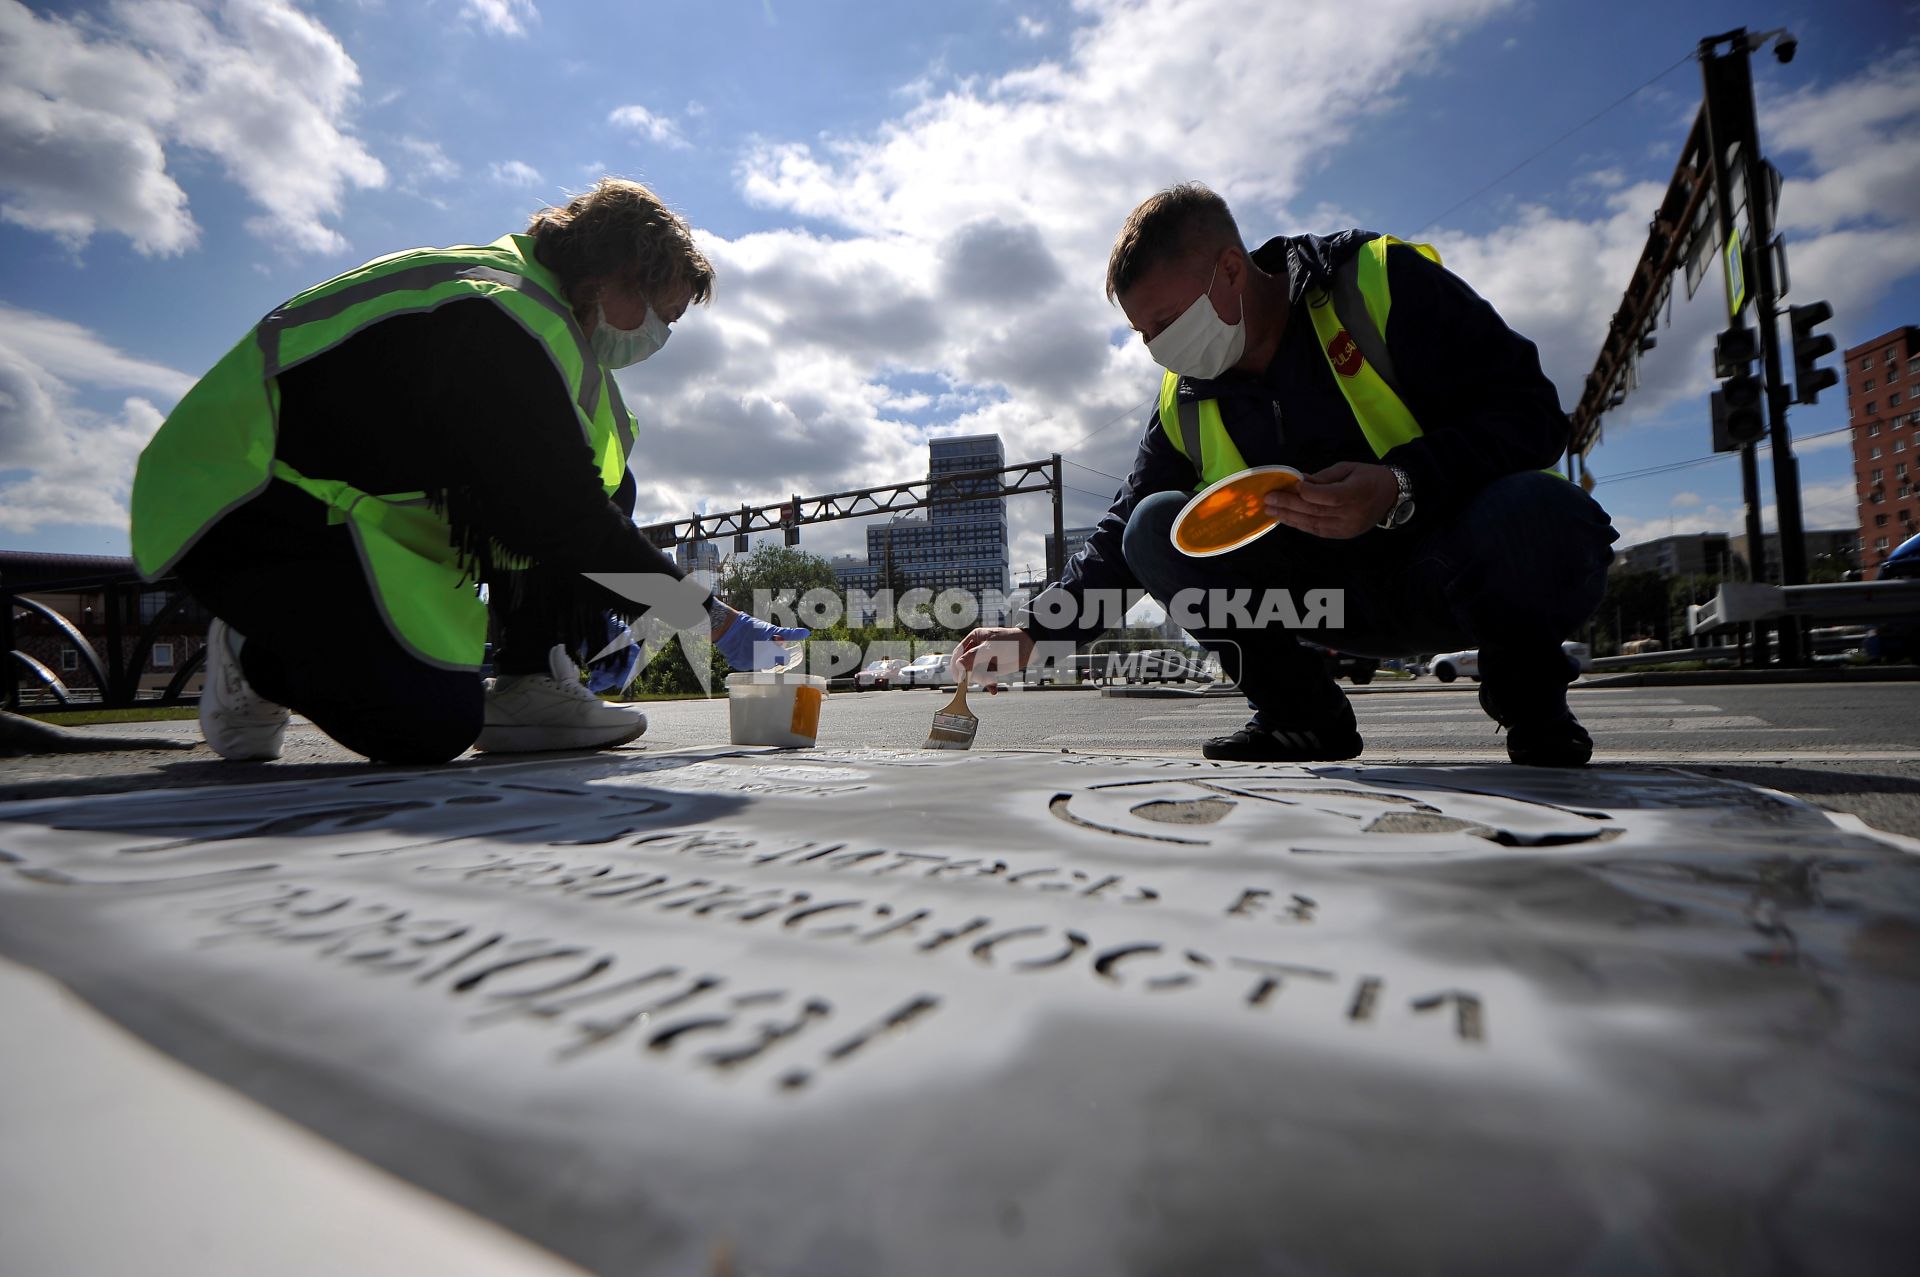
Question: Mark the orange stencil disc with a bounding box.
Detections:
[1169,465,1303,557]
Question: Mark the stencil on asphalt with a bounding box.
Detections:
[2,747,1917,1274]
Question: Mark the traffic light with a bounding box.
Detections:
[1789,300,1838,404]
[1711,324,1765,449]
[782,497,800,546]
[1713,325,1758,378]
[1721,373,1765,447]
[784,523,800,547]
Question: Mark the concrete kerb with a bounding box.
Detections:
[1580,665,1920,688]
[1104,668,1920,696]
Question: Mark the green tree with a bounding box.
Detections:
[717,546,839,611]
[1595,570,1670,655]
[627,633,729,697]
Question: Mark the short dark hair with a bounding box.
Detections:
[527,177,715,315]
[1105,182,1243,303]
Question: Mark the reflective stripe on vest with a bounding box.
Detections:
[130,234,632,670]
[1158,235,1436,490]
[1303,235,1436,458]
[261,235,634,493]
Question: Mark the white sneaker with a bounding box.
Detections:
[476,644,647,753]
[199,618,290,761]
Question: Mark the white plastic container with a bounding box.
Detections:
[726,671,827,747]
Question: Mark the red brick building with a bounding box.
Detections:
[1846,324,1920,574]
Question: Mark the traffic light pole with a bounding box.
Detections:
[1702,29,1807,664]
[1739,441,1769,665]
[1048,453,1066,586]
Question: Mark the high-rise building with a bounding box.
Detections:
[831,435,1012,622]
[927,434,1010,599]
[673,538,721,576]
[1846,325,1919,573]
[1046,525,1098,576]
[673,537,722,593]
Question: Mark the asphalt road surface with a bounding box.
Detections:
[14,678,1919,836]
[702,678,1920,763]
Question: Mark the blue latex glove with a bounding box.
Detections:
[576,613,641,694]
[715,610,811,672]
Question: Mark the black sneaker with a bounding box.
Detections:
[1479,684,1593,767]
[1203,719,1364,762]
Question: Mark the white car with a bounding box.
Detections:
[853,658,905,691]
[898,652,956,688]
[1429,642,1591,684]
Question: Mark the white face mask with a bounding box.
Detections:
[591,298,670,368]
[1146,261,1246,379]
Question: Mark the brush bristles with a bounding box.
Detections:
[924,712,978,750]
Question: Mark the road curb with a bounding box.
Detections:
[1581,666,1920,688]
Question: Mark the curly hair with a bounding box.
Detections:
[526,178,715,317]
[1105,182,1243,304]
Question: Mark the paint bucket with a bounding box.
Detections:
[726,671,827,747]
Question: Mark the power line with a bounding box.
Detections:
[1061,393,1154,453]
[1593,426,1854,487]
[1415,49,1697,235]
[1064,458,1127,484]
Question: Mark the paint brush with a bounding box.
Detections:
[923,678,978,750]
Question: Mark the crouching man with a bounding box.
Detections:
[956,183,1616,765]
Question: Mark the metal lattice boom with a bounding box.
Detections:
[637,459,1061,548]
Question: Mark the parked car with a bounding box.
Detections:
[853,657,905,691]
[898,652,956,688]
[1429,641,1591,683]
[1070,651,1114,684]
[1867,532,1920,662]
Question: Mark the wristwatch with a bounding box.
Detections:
[1377,464,1415,529]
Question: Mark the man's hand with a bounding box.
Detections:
[1263,460,1397,539]
[952,626,1035,694]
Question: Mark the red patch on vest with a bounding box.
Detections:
[1327,330,1364,377]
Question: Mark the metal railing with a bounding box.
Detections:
[3,569,205,712]
[1688,579,1920,634]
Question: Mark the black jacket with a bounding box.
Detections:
[201,298,686,628]
[1025,230,1572,645]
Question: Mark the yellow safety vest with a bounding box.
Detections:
[1159,235,1437,490]
[130,235,634,670]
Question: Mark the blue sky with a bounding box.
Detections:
[3,0,1917,579]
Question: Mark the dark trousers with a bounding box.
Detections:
[178,518,564,764]
[1120,472,1618,726]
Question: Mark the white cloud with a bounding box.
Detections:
[668,10,1913,577]
[0,0,385,257]
[1764,51,1920,236]
[396,135,458,183]
[1671,491,1702,508]
[648,0,1521,570]
[490,158,543,187]
[0,305,185,534]
[1015,15,1048,39]
[461,0,538,39]
[608,103,690,150]
[1431,52,1920,461]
